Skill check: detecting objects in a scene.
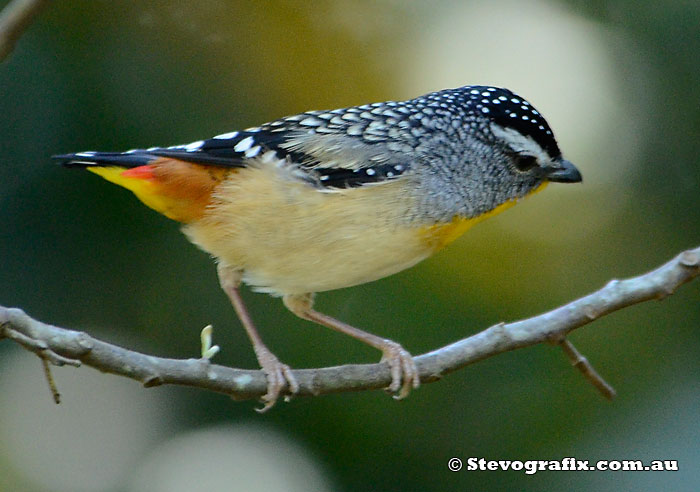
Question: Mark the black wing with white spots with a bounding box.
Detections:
[54,85,561,188]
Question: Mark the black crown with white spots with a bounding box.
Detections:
[55,85,561,188]
[459,86,560,158]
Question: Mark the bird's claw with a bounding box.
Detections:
[380,341,419,399]
[254,347,299,413]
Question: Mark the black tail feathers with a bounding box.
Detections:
[52,151,156,168]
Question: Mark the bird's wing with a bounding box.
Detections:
[54,101,425,189]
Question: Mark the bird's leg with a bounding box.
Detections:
[217,263,299,412]
[283,293,419,399]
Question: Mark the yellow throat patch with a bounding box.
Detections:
[420,182,548,251]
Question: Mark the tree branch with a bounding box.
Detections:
[0,0,50,62]
[1,246,698,404]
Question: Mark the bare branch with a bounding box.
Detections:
[1,245,698,405]
[0,0,50,62]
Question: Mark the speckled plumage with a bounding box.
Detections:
[55,85,582,409]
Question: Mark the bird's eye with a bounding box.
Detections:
[514,154,538,171]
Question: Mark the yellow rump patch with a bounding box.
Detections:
[88,162,229,223]
[87,166,179,219]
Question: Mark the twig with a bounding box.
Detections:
[0,0,50,62]
[558,338,616,400]
[1,245,698,405]
[1,323,81,367]
[41,358,61,404]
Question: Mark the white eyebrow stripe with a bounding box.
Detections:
[490,124,550,163]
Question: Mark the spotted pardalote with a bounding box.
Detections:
[55,85,582,410]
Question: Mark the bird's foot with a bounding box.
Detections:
[253,346,299,412]
[380,341,420,399]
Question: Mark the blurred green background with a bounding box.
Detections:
[1,1,698,491]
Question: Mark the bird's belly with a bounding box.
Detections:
[182,166,444,295]
[241,226,432,294]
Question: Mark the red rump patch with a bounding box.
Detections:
[121,165,156,180]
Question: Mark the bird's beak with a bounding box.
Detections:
[544,158,582,183]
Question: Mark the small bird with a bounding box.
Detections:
[55,85,582,410]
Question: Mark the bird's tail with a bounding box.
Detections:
[53,150,228,223]
[53,150,157,169]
